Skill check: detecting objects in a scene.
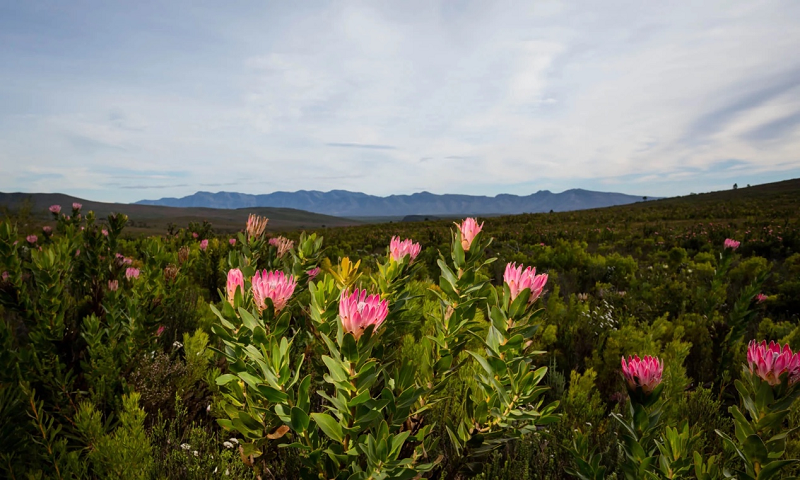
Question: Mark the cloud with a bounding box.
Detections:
[1,1,800,202]
[326,143,398,150]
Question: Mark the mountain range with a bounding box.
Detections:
[137,189,651,217]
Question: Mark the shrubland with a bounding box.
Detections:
[1,185,800,479]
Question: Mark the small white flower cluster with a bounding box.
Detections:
[180,443,191,451]
[223,441,234,449]
[173,341,183,349]
[581,299,618,334]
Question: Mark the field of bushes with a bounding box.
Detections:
[2,180,800,479]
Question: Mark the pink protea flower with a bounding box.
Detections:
[192,232,199,239]
[72,202,82,210]
[389,236,421,262]
[246,214,269,240]
[339,289,389,340]
[229,238,236,246]
[307,267,320,281]
[42,226,52,235]
[269,236,294,258]
[102,229,108,236]
[26,235,37,244]
[108,280,119,291]
[125,267,140,280]
[199,239,209,251]
[747,340,800,386]
[226,268,244,305]
[1,271,8,281]
[724,238,740,250]
[503,262,548,303]
[756,293,768,304]
[456,218,484,251]
[621,355,663,394]
[251,270,296,313]
[156,325,165,336]
[49,205,61,214]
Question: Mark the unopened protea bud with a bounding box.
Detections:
[621,355,663,394]
[226,268,244,305]
[339,288,389,340]
[456,218,483,251]
[178,246,190,264]
[252,270,296,313]
[246,214,269,240]
[164,264,179,283]
[747,340,800,386]
[389,236,421,262]
[503,262,548,304]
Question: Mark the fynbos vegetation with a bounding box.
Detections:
[2,186,800,479]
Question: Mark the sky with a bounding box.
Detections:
[2,0,800,203]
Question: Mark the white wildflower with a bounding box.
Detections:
[180,443,191,451]
[223,441,234,449]
[173,341,183,349]
[229,437,239,444]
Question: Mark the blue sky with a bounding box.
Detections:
[2,0,800,203]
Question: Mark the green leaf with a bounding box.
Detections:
[758,459,798,479]
[311,413,344,442]
[215,374,238,386]
[291,407,309,433]
[238,307,260,331]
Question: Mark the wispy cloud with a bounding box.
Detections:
[1,1,799,202]
[326,143,398,150]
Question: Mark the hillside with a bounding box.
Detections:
[0,192,360,235]
[136,188,651,216]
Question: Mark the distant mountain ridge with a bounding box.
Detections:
[136,189,652,216]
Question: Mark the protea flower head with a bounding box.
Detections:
[504,262,548,303]
[42,226,52,235]
[125,267,140,280]
[339,288,389,340]
[269,236,294,258]
[178,246,190,264]
[72,203,82,210]
[199,239,209,251]
[246,214,269,240]
[49,205,61,214]
[102,229,109,236]
[226,268,244,305]
[108,280,119,291]
[229,238,236,246]
[756,293,768,304]
[456,218,483,251]
[252,270,296,313]
[26,235,37,244]
[747,340,800,386]
[621,355,663,394]
[389,236,421,262]
[724,238,740,250]
[307,267,320,281]
[192,232,199,239]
